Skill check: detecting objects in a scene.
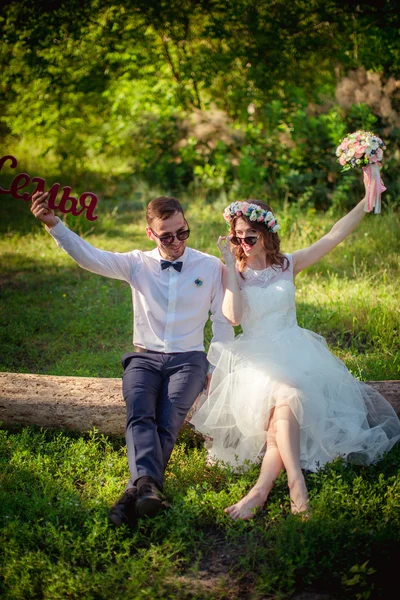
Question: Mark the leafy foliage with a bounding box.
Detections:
[1,1,399,205]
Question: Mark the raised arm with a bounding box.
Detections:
[217,236,243,326]
[209,258,235,342]
[293,194,368,277]
[31,191,136,282]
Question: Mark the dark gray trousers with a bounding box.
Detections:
[121,350,208,490]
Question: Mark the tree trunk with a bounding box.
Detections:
[0,372,399,436]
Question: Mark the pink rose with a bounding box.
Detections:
[339,155,347,166]
[268,219,276,227]
[257,216,264,222]
[370,154,378,163]
[236,210,242,216]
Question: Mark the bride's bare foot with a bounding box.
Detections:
[224,486,270,521]
[288,476,310,517]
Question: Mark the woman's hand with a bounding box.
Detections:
[217,235,236,267]
[218,235,242,325]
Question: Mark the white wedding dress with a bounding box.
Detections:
[191,254,400,471]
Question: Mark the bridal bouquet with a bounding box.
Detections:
[336,131,386,214]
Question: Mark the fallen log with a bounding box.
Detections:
[0,372,399,436]
[0,372,125,436]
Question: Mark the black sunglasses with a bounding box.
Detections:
[230,235,260,247]
[150,227,190,245]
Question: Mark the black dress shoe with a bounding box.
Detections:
[135,481,169,519]
[108,487,138,527]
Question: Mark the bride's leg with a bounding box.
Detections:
[274,403,309,514]
[225,410,284,521]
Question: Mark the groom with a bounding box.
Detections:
[31,193,233,527]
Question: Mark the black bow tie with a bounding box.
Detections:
[160,260,183,272]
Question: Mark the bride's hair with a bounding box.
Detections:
[229,200,289,276]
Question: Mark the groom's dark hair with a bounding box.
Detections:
[146,196,185,224]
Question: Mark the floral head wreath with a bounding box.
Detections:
[223,201,280,233]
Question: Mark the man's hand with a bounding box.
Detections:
[31,192,58,228]
[204,373,212,395]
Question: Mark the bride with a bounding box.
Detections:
[190,190,400,520]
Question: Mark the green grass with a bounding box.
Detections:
[1,191,399,598]
[0,426,399,599]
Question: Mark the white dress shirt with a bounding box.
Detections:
[47,220,233,352]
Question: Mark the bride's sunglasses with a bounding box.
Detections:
[230,235,260,247]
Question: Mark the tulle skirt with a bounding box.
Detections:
[191,326,400,471]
